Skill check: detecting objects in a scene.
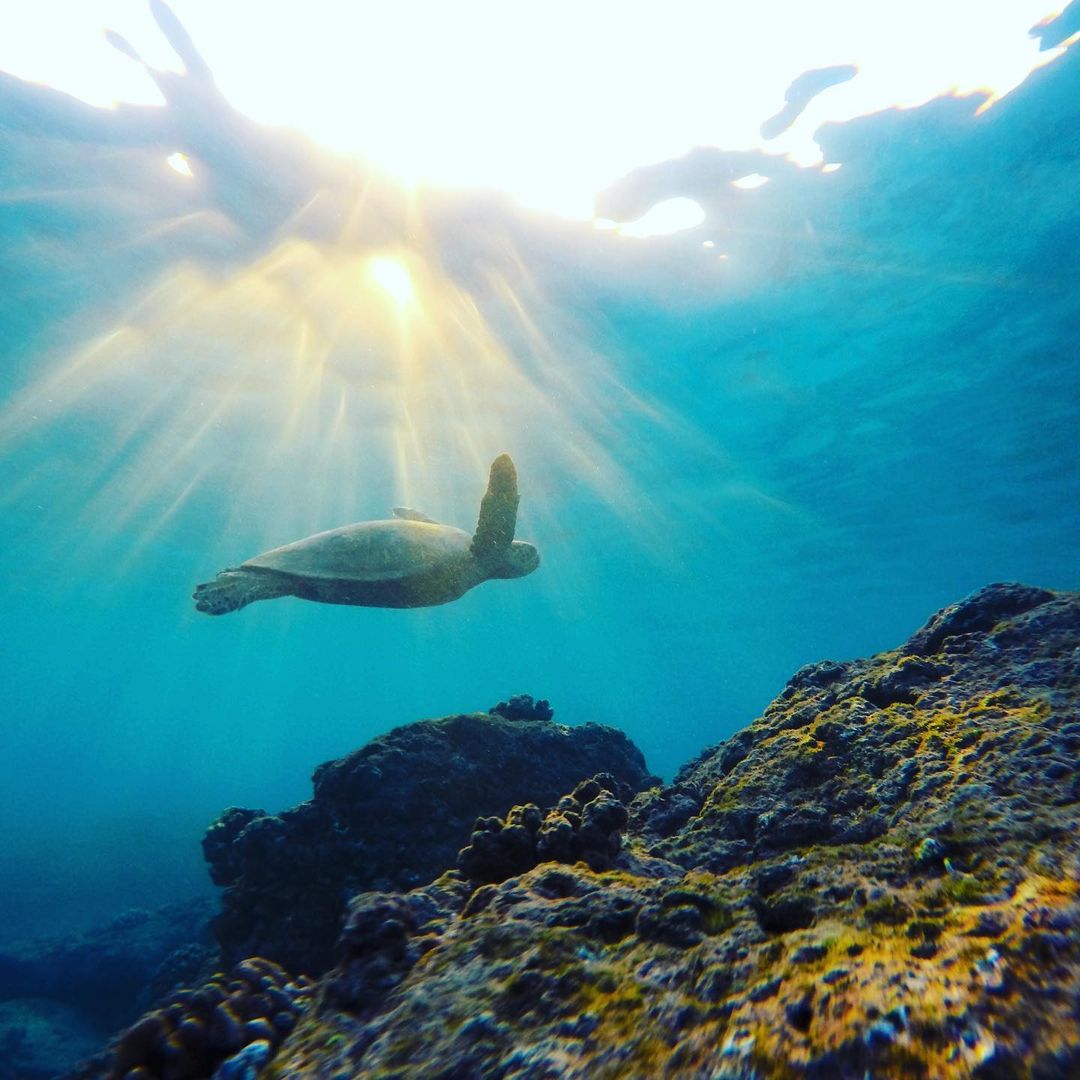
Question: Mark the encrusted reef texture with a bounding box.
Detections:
[99,958,313,1080]
[202,699,656,974]
[458,774,634,885]
[267,583,1080,1079]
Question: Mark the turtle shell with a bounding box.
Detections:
[243,519,472,582]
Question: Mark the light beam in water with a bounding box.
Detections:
[0,209,720,613]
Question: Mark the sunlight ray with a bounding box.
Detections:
[74,380,244,550]
[110,210,225,250]
[0,326,142,441]
[110,462,211,579]
[0,187,741,600]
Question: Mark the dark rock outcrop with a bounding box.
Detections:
[267,584,1080,1079]
[490,694,555,723]
[0,899,214,1037]
[203,698,657,974]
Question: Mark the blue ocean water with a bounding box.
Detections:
[1,6,1079,952]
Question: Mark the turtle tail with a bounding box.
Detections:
[471,453,519,558]
[193,568,289,615]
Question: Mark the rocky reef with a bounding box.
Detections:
[202,699,657,975]
[73,583,1080,1078]
[257,583,1080,1078]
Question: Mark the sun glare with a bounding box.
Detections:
[0,0,1071,603]
[617,198,706,239]
[368,257,415,307]
[0,2,1063,220]
[0,214,701,602]
[731,174,770,191]
[166,152,193,177]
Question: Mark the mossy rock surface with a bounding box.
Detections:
[256,584,1080,1079]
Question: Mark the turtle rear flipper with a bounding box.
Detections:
[193,568,291,615]
[470,454,519,558]
[393,507,440,524]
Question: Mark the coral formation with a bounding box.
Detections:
[202,700,656,973]
[92,958,313,1080]
[458,774,633,884]
[320,774,639,1021]
[263,583,1080,1078]
[490,694,555,723]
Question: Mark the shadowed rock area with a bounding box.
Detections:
[0,899,215,1080]
[250,583,1080,1079]
[202,697,657,974]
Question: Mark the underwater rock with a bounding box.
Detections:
[318,777,688,1019]
[265,584,1080,1078]
[902,582,1057,658]
[202,702,656,974]
[641,582,1080,873]
[0,898,214,1037]
[81,956,314,1080]
[323,874,471,1017]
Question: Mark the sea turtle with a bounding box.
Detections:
[193,454,539,615]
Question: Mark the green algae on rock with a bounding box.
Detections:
[269,583,1080,1079]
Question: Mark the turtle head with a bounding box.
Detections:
[487,539,540,579]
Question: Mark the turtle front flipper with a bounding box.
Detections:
[470,453,519,558]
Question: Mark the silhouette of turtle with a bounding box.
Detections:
[193,454,538,615]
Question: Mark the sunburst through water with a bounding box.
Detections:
[0,200,721,623]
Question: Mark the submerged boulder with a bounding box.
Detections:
[0,899,214,1039]
[202,697,657,974]
[267,584,1080,1079]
